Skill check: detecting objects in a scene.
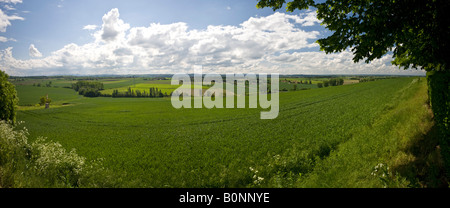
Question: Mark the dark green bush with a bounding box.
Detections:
[0,71,18,123]
[427,71,450,177]
[0,121,120,188]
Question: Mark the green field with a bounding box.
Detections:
[15,85,82,106]
[13,76,434,187]
[100,80,208,96]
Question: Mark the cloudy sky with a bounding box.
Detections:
[0,0,425,76]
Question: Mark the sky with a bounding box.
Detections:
[0,0,425,76]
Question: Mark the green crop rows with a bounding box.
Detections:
[15,77,428,187]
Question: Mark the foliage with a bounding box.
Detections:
[72,81,104,92]
[427,71,450,177]
[328,78,344,86]
[0,120,119,188]
[72,81,104,97]
[0,71,19,123]
[112,87,166,98]
[39,96,52,106]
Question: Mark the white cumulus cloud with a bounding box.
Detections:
[0,8,24,32]
[0,35,15,42]
[95,8,130,42]
[83,24,98,30]
[0,8,426,76]
[0,0,22,4]
[29,44,43,58]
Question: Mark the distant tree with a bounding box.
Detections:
[323,80,329,87]
[293,84,297,91]
[339,78,344,85]
[309,80,312,85]
[72,81,103,97]
[79,88,100,97]
[39,95,52,106]
[329,79,337,86]
[0,70,19,123]
[112,89,119,97]
[135,89,142,97]
[317,83,323,88]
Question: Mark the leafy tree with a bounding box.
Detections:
[39,95,52,107]
[72,81,103,97]
[112,89,119,97]
[317,83,323,88]
[257,0,450,177]
[72,81,103,92]
[136,89,142,97]
[329,78,337,86]
[0,70,18,123]
[323,80,329,87]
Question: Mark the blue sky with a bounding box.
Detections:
[0,0,425,76]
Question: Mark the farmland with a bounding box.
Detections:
[9,75,435,188]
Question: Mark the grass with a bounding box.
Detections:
[296,78,434,187]
[15,85,83,106]
[12,76,437,187]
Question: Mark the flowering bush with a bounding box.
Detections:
[0,120,118,188]
[30,137,86,187]
[371,163,409,188]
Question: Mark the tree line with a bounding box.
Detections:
[317,78,344,88]
[111,87,169,98]
[72,81,104,97]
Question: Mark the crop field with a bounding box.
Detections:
[100,80,208,96]
[15,85,82,106]
[13,76,431,187]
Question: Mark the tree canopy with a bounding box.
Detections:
[0,70,18,123]
[256,0,450,72]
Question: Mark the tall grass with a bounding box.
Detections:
[0,120,119,188]
[293,78,443,187]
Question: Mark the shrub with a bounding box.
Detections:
[39,96,52,106]
[0,121,119,188]
[72,81,104,97]
[427,71,450,177]
[0,71,19,123]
